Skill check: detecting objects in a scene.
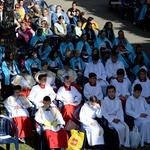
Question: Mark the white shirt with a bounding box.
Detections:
[105,58,126,79]
[84,61,107,80]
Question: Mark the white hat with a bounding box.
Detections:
[34,72,47,83]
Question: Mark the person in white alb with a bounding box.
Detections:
[79,96,104,147]
[84,54,108,95]
[56,76,82,130]
[84,72,103,101]
[110,68,131,108]
[4,85,33,143]
[27,72,56,109]
[35,96,68,149]
[35,61,57,91]
[131,68,150,104]
[102,85,130,148]
[105,52,127,82]
[126,84,150,147]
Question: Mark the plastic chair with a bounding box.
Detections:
[53,100,64,112]
[0,115,19,150]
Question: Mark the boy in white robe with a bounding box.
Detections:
[35,96,68,149]
[126,84,150,147]
[111,68,131,107]
[84,54,108,95]
[102,85,130,147]
[79,96,104,147]
[132,68,150,104]
[4,85,33,143]
[27,73,56,109]
[84,72,103,101]
[56,76,82,130]
[35,61,57,91]
[105,52,127,82]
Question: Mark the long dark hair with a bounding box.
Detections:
[103,21,115,42]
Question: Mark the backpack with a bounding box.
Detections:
[130,126,141,148]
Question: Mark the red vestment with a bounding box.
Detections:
[13,116,32,138]
[44,128,68,148]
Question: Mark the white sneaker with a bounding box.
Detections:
[19,138,25,143]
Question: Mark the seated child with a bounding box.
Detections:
[73,20,82,37]
[126,84,150,147]
[35,96,68,149]
[84,72,103,101]
[4,85,33,143]
[111,68,131,107]
[56,76,82,130]
[132,68,150,103]
[28,73,56,109]
[105,52,127,82]
[35,61,57,91]
[102,85,130,147]
[79,96,104,147]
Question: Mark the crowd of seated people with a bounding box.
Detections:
[0,0,150,149]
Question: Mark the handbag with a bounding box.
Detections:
[66,129,84,150]
[130,126,141,148]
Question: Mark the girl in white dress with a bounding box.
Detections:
[79,96,104,147]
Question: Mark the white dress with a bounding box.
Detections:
[126,95,150,146]
[79,102,104,146]
[102,96,130,147]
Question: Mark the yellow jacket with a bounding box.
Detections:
[82,21,99,30]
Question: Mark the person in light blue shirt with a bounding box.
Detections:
[1,51,20,98]
[70,50,85,72]
[113,30,134,53]
[94,29,113,54]
[29,28,46,47]
[38,39,52,61]
[52,5,70,25]
[25,51,41,75]
[128,44,150,69]
[45,50,63,73]
[59,34,74,61]
[76,34,92,63]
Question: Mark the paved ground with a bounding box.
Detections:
[47,0,150,56]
